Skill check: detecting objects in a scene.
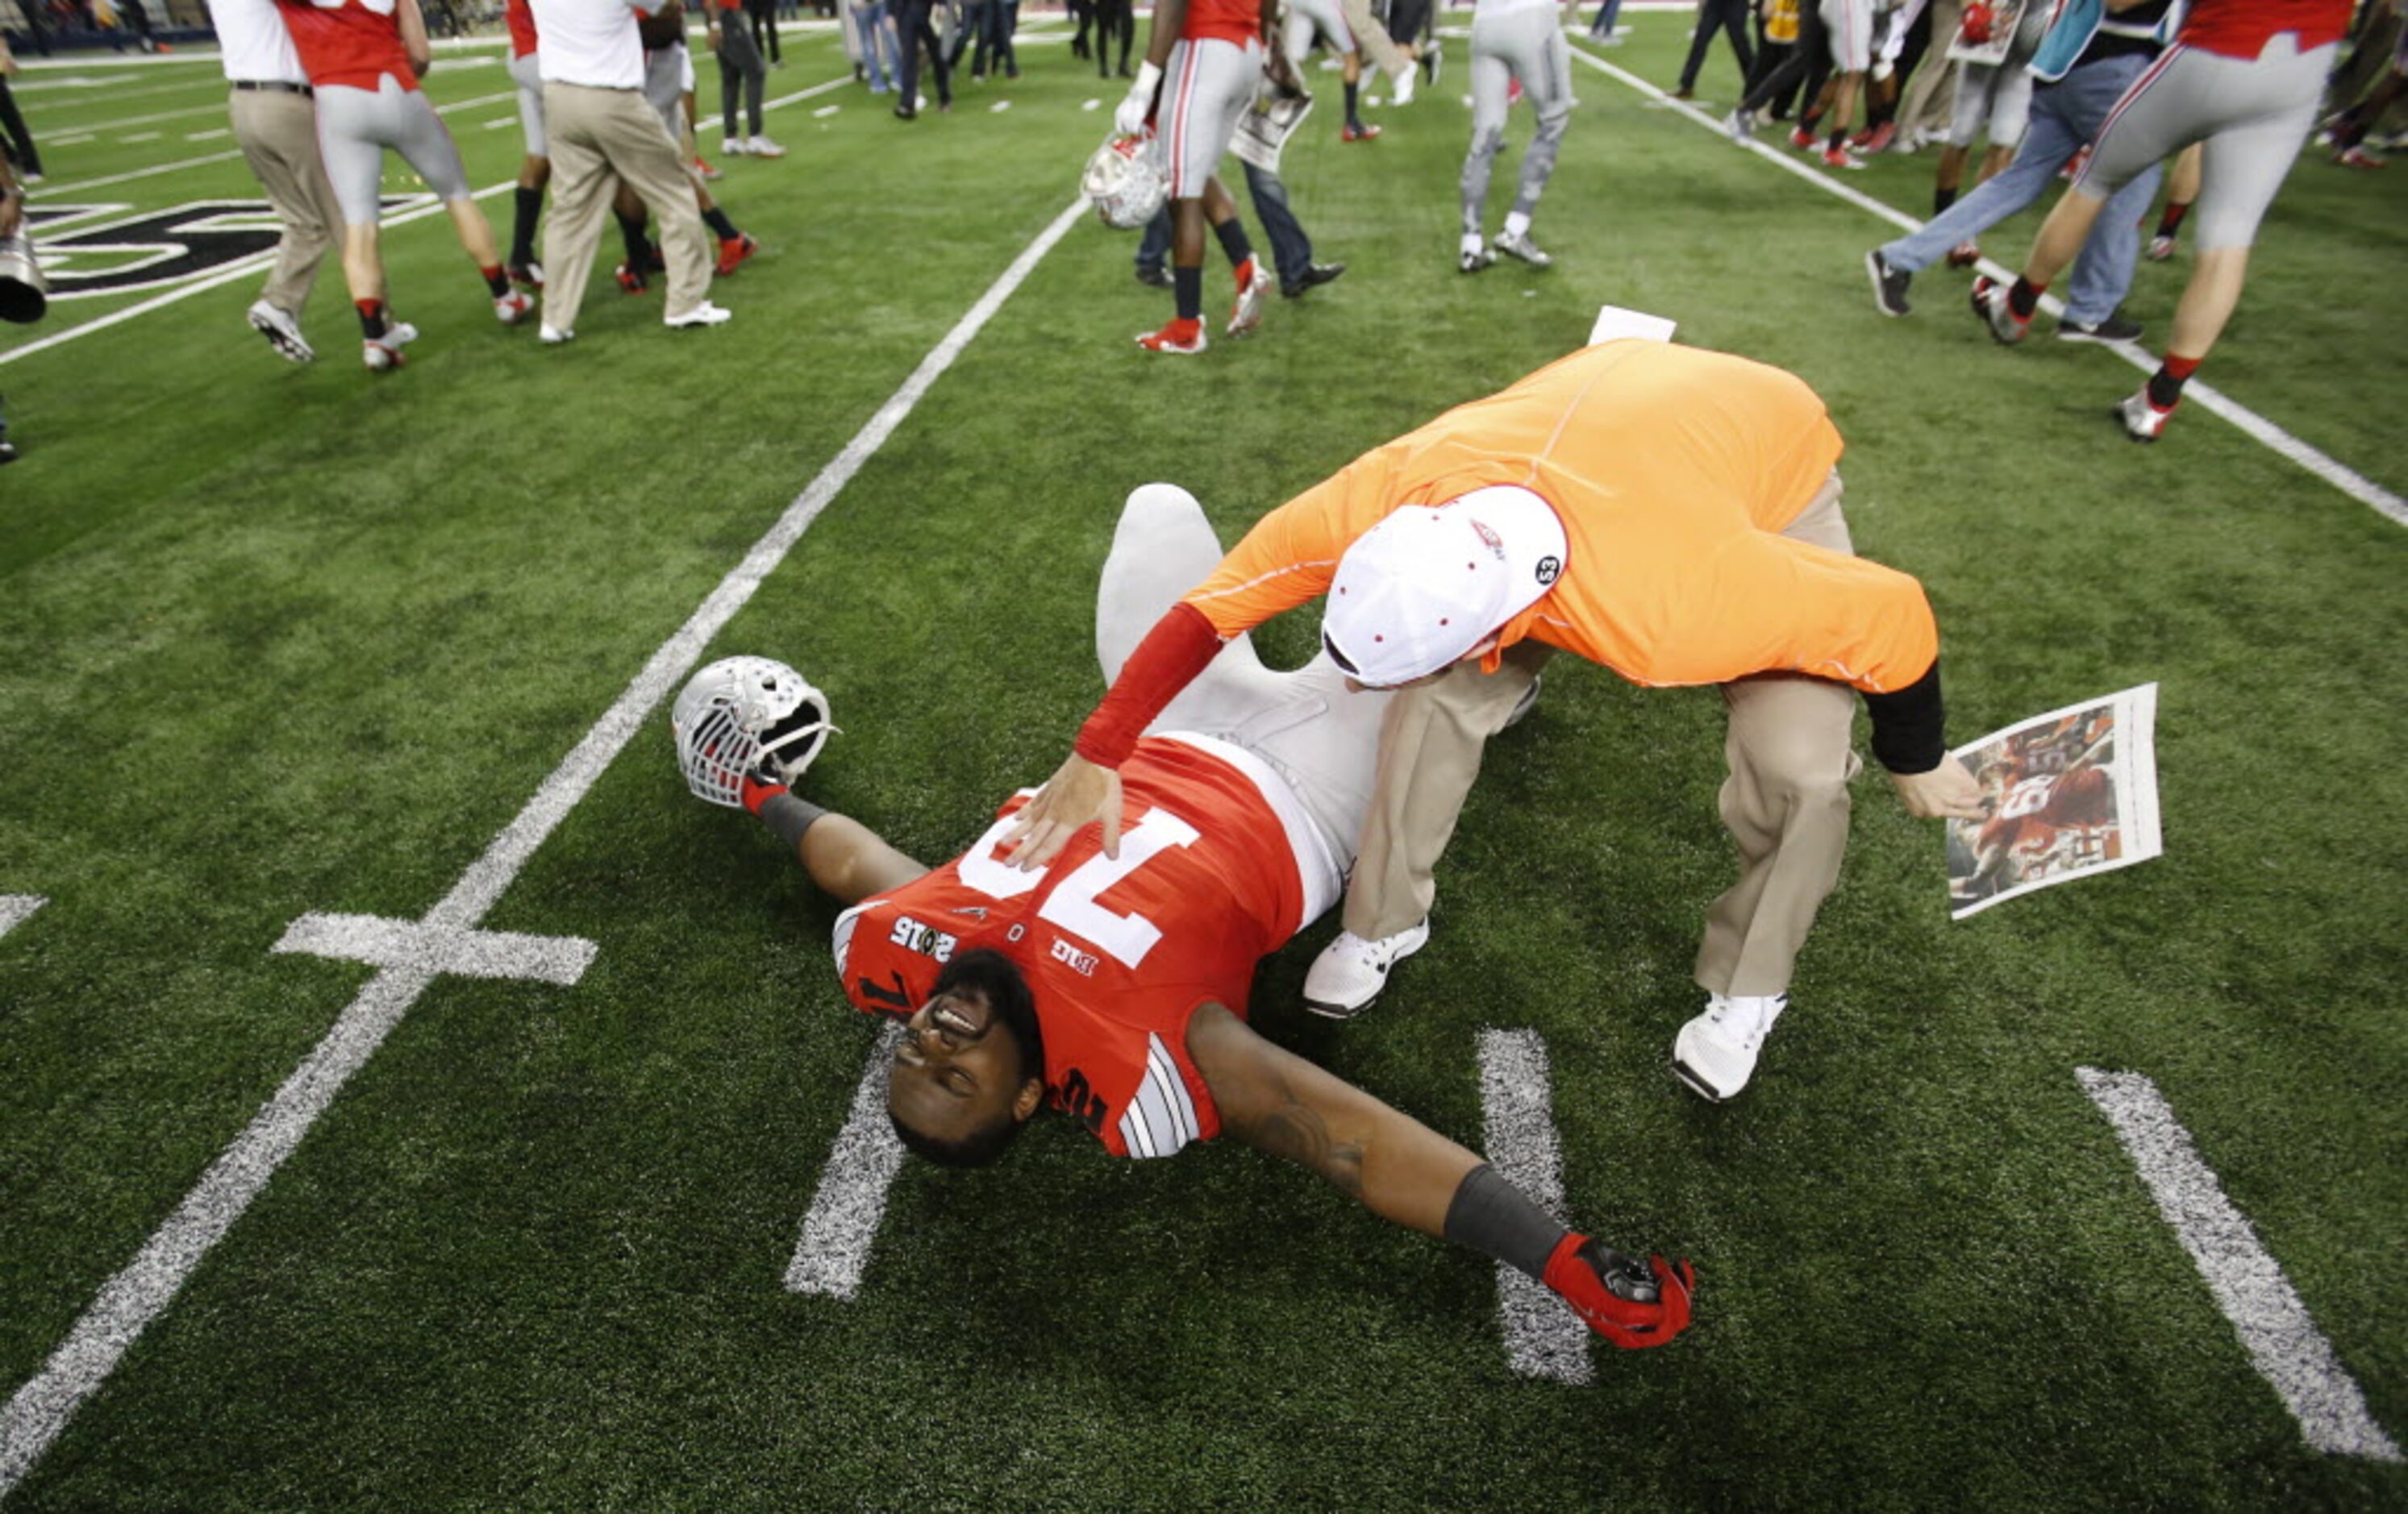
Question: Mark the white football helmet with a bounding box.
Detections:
[1081,133,1168,231]
[671,655,839,808]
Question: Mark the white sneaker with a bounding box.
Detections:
[664,300,734,329]
[722,135,751,156]
[747,135,788,158]
[246,298,313,363]
[1458,236,1494,274]
[1303,920,1431,1018]
[360,320,418,372]
[1673,992,1787,1102]
[1493,226,1552,268]
[494,289,533,326]
[1724,106,1756,143]
[2114,388,2173,443]
[539,322,575,345]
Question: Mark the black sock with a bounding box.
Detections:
[1933,185,1956,214]
[617,212,651,267]
[481,264,510,298]
[354,298,389,339]
[2155,200,2190,238]
[2147,356,2198,410]
[1828,127,1847,152]
[1213,217,1252,269]
[1344,80,1360,126]
[2008,276,2041,320]
[1441,1164,1568,1281]
[1173,264,1202,322]
[703,206,740,240]
[510,185,542,264]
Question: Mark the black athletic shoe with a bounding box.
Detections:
[1865,248,1910,317]
[1134,264,1173,289]
[1280,261,1345,298]
[2058,310,2144,343]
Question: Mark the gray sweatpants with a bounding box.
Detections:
[1099,483,1393,883]
[315,76,474,225]
[2076,34,2334,252]
[1461,5,1574,236]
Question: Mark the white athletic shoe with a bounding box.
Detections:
[360,320,418,372]
[1493,226,1552,268]
[1303,920,1431,1018]
[723,135,752,156]
[746,135,788,158]
[539,322,575,345]
[494,289,534,326]
[1393,62,1417,106]
[1458,237,1494,274]
[1673,992,1787,1102]
[1227,255,1272,337]
[1724,106,1756,143]
[246,299,313,363]
[2114,388,2173,443]
[664,300,734,329]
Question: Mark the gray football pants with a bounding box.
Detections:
[314,77,473,226]
[1098,484,1393,883]
[1344,472,1860,1001]
[1461,6,1574,235]
[2076,35,2335,251]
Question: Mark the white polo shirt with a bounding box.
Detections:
[531,0,657,89]
[205,0,310,87]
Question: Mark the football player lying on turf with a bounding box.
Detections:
[674,484,1694,1350]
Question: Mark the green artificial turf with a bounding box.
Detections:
[1,13,2402,1508]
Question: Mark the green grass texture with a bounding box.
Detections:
[1,12,2403,1509]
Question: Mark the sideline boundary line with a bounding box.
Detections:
[0,190,1090,1502]
[1566,43,2408,527]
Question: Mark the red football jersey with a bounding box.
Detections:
[506,0,539,59]
[1183,0,1261,48]
[2178,0,2350,59]
[834,734,1317,1158]
[277,0,418,91]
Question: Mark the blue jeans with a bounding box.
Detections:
[1876,52,2161,324]
[1137,160,1314,286]
[856,1,898,91]
[1588,0,1622,38]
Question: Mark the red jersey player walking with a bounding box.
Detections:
[673,483,1695,1350]
[275,0,531,370]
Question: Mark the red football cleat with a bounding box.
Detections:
[615,262,650,295]
[1341,121,1382,142]
[716,233,759,276]
[1135,317,1207,355]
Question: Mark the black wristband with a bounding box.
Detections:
[1862,658,1947,775]
[758,792,827,852]
[1441,1163,1569,1283]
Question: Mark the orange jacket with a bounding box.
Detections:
[1181,341,1938,694]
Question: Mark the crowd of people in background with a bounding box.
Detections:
[0,0,2397,433]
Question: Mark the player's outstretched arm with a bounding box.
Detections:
[739,771,927,905]
[1186,1006,1694,1348]
[398,0,433,77]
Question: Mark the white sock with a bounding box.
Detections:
[1502,211,1531,239]
[1461,232,1485,256]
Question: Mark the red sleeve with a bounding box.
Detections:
[1071,602,1225,769]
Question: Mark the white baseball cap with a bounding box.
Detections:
[1319,485,1569,687]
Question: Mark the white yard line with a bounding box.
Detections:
[2075,1069,2401,1461]
[0,74,854,368]
[1476,1029,1594,1384]
[784,1022,909,1299]
[0,191,1089,1502]
[0,896,46,941]
[1568,44,2408,527]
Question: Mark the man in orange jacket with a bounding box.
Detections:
[1005,339,1984,1103]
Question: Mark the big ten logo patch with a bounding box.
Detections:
[887,914,957,963]
[1048,937,1099,976]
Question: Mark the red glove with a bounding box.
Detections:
[739,767,788,816]
[1540,1235,1696,1350]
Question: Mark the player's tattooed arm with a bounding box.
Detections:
[1189,1005,1481,1236]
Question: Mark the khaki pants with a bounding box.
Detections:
[1337,0,1414,83]
[539,81,713,334]
[228,87,343,318]
[1343,471,1858,1000]
[1896,0,1961,144]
